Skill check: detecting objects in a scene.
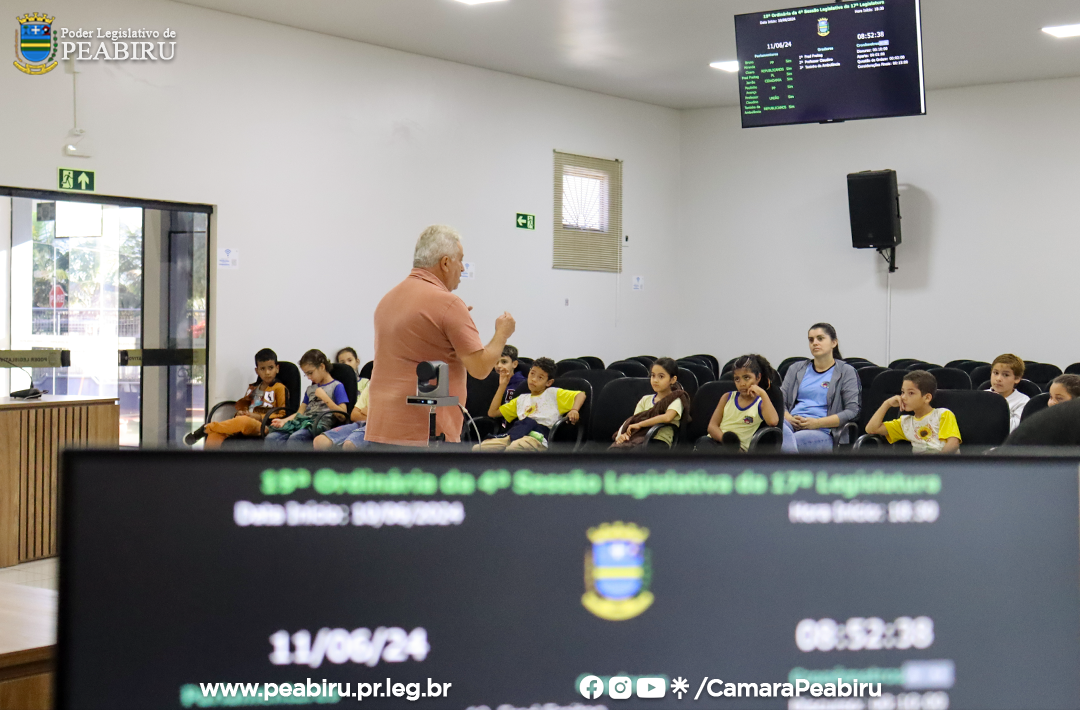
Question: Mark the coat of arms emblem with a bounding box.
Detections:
[15,13,57,75]
[582,522,654,621]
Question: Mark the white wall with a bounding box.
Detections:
[678,77,1080,371]
[1,0,681,402]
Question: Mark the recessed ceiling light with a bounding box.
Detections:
[453,0,507,5]
[1042,23,1080,38]
[709,61,740,73]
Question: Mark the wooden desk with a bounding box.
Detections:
[0,582,56,709]
[0,396,119,568]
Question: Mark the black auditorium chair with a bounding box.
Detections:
[516,358,532,377]
[958,361,989,377]
[693,354,721,377]
[577,356,605,370]
[855,389,1011,452]
[309,363,360,436]
[929,367,972,390]
[517,356,533,366]
[674,365,699,401]
[359,360,373,380]
[1023,362,1063,390]
[587,378,652,450]
[945,359,976,369]
[719,371,734,381]
[934,390,1011,449]
[976,378,1041,398]
[608,360,650,378]
[562,368,625,406]
[463,369,503,443]
[1066,363,1080,376]
[970,364,992,388]
[778,357,808,379]
[857,365,887,391]
[547,377,593,451]
[678,361,715,386]
[555,358,590,377]
[1019,393,1051,425]
[678,356,707,368]
[629,356,657,369]
[856,370,908,436]
[907,362,943,371]
[845,357,870,365]
[846,360,875,369]
[212,361,302,444]
[888,359,920,370]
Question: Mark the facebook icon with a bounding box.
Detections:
[578,675,605,699]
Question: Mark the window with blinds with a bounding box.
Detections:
[553,151,622,273]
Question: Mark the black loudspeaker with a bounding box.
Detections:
[847,170,901,249]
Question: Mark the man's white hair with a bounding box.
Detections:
[413,225,461,268]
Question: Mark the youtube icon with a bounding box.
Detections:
[636,677,666,699]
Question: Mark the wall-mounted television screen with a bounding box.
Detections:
[735,0,926,128]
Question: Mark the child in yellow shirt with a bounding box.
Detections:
[866,370,961,454]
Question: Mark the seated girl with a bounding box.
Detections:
[610,357,691,449]
[265,349,348,447]
[1048,375,1080,407]
[701,354,781,452]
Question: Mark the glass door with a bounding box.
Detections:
[3,190,211,446]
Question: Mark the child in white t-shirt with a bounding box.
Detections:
[866,370,961,454]
[987,354,1029,432]
[478,357,584,451]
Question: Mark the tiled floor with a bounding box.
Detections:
[0,557,58,591]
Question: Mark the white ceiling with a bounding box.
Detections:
[173,0,1080,109]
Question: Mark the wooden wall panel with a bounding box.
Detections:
[0,400,119,567]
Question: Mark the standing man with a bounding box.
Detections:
[366,225,515,447]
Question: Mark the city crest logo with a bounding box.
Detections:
[582,522,654,621]
[817,18,830,37]
[14,12,58,75]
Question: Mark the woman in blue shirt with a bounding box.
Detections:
[781,323,862,453]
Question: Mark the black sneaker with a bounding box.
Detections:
[184,426,207,446]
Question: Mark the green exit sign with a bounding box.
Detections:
[516,213,535,230]
[58,167,95,192]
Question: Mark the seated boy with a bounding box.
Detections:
[313,377,371,451]
[185,348,286,448]
[866,370,961,454]
[497,345,528,403]
[477,357,584,452]
[986,353,1029,432]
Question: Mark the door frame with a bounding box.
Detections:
[0,186,215,445]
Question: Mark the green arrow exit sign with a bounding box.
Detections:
[58,167,95,193]
[516,213,535,230]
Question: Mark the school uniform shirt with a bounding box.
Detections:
[302,379,349,416]
[789,365,835,419]
[499,387,582,446]
[633,394,685,446]
[719,393,764,451]
[985,389,1029,433]
[500,387,581,427]
[882,408,962,454]
[239,382,286,416]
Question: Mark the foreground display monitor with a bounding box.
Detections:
[735,0,926,127]
[58,451,1079,709]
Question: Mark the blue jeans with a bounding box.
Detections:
[321,422,368,448]
[782,420,833,453]
[265,427,315,447]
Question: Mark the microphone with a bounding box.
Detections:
[0,357,43,400]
